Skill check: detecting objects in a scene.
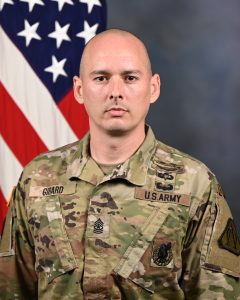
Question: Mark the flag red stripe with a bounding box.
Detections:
[0,188,8,234]
[0,83,48,166]
[58,90,89,139]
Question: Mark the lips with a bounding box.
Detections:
[105,106,128,117]
[106,106,127,111]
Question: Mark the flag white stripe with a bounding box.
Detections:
[0,135,23,200]
[0,28,78,150]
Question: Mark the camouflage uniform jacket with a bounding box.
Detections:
[0,126,239,300]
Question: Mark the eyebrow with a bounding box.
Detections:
[90,70,142,76]
[90,70,110,76]
[121,70,142,76]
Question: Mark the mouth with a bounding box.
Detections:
[105,106,128,117]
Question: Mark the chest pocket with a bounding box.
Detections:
[114,208,186,299]
[113,207,183,296]
[27,183,77,283]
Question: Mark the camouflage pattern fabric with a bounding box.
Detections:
[0,126,239,299]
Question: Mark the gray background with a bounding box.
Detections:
[107,0,240,231]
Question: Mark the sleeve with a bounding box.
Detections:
[180,175,240,300]
[0,179,38,300]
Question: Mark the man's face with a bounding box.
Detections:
[74,33,160,136]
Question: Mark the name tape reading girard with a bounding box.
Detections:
[29,184,76,197]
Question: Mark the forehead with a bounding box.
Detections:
[81,34,149,72]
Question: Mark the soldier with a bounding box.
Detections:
[0,29,239,299]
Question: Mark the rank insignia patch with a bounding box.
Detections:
[152,242,173,266]
[87,214,110,238]
[93,218,104,234]
[218,218,240,256]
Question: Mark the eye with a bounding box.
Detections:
[94,76,108,82]
[125,75,138,82]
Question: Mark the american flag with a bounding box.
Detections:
[0,0,107,232]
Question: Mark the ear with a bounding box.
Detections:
[73,76,84,104]
[150,73,161,104]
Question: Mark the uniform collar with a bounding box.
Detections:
[67,125,157,186]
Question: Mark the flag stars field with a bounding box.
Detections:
[48,21,71,48]
[80,0,102,13]
[76,21,99,44]
[51,0,74,11]
[44,56,68,82]
[17,20,41,47]
[0,0,102,12]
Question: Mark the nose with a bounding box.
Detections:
[109,78,123,101]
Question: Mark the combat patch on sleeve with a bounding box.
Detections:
[218,218,240,256]
[202,194,240,278]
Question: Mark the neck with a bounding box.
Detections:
[89,126,146,164]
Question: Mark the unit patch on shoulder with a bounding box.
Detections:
[218,218,240,256]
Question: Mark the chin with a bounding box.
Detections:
[106,127,127,137]
[100,118,142,136]
[104,122,130,136]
